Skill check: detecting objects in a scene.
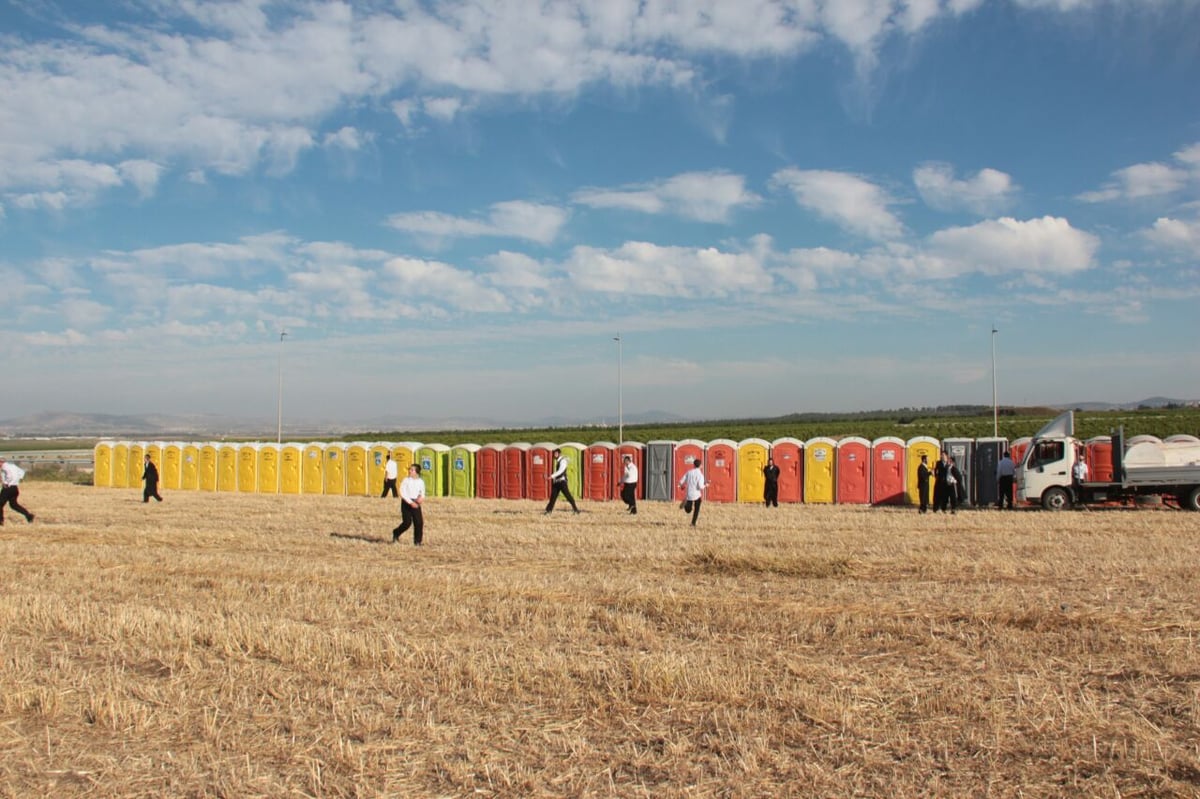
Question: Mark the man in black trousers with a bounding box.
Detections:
[142,454,163,502]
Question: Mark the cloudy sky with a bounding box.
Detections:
[2,0,1198,428]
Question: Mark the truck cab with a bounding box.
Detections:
[1016,435,1081,510]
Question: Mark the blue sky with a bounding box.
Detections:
[2,0,1198,428]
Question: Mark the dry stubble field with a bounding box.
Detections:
[1,482,1198,798]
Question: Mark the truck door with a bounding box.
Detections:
[1027,440,1068,477]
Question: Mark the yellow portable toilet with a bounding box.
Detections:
[257,444,280,493]
[302,442,325,494]
[181,443,201,490]
[217,443,238,492]
[736,438,770,502]
[367,442,392,496]
[390,442,419,475]
[198,444,219,491]
[145,442,164,482]
[93,441,114,487]
[127,442,145,488]
[237,443,259,493]
[323,442,347,495]
[803,437,837,504]
[345,442,369,496]
[905,436,941,506]
[112,441,130,484]
[280,442,303,494]
[162,442,184,490]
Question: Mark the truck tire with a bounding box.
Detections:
[1184,486,1200,512]
[1041,487,1071,511]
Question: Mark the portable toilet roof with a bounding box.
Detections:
[1164,434,1200,445]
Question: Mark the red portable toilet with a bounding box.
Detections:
[527,443,555,502]
[704,439,737,503]
[617,442,646,499]
[770,437,804,503]
[1086,436,1114,483]
[835,437,870,504]
[585,442,616,501]
[673,439,705,501]
[502,443,529,499]
[476,443,504,499]
[870,436,906,505]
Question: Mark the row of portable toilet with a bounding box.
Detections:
[94,436,1022,505]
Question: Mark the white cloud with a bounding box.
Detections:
[770,168,905,240]
[913,162,1017,215]
[1143,216,1200,256]
[1077,141,1200,202]
[118,159,163,198]
[572,171,761,223]
[386,200,568,246]
[563,241,774,297]
[384,256,511,312]
[927,216,1099,275]
[322,126,365,150]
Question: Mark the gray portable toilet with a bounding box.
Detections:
[645,440,675,501]
[973,436,1007,508]
[942,437,975,506]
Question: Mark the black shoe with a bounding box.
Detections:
[26,515,33,524]
[631,508,637,515]
[572,509,580,515]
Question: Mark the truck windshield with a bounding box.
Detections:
[1027,440,1065,469]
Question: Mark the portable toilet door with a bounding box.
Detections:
[560,443,586,500]
[217,443,238,492]
[973,437,1007,508]
[476,444,504,499]
[391,443,418,476]
[162,442,184,491]
[527,443,556,502]
[1086,436,1114,483]
[736,438,769,503]
[127,442,145,489]
[942,438,974,506]
[585,442,616,501]
[181,443,200,490]
[237,443,259,493]
[302,443,325,494]
[199,444,219,492]
[502,444,529,499]
[280,443,303,494]
[345,442,369,496]
[835,437,870,505]
[367,443,391,497]
[870,437,906,505]
[93,441,114,487]
[111,441,131,484]
[324,443,348,495]
[770,438,804,503]
[145,442,165,481]
[645,441,674,501]
[257,443,280,493]
[704,439,737,503]
[672,439,706,501]
[449,444,479,498]
[905,437,941,506]
[617,442,646,500]
[804,438,837,504]
[417,443,450,497]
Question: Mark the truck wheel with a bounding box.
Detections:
[1041,487,1071,511]
[1184,487,1200,512]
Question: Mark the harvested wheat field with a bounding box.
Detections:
[2,483,1199,798]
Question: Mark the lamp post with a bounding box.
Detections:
[277,330,287,444]
[613,333,623,446]
[991,326,998,438]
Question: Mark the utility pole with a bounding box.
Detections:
[613,333,623,446]
[277,330,288,444]
[991,326,998,438]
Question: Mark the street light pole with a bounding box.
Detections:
[613,333,623,446]
[277,330,288,444]
[991,326,998,438]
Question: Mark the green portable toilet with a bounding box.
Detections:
[417,443,450,497]
[449,443,479,498]
[560,442,586,501]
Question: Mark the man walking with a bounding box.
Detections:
[618,454,638,514]
[392,464,426,545]
[142,454,164,502]
[0,457,34,525]
[381,454,398,498]
[678,457,706,526]
[762,457,780,507]
[545,448,580,515]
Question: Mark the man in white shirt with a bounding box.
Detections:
[995,451,1015,509]
[544,448,580,515]
[381,455,399,498]
[392,464,426,545]
[0,458,35,525]
[1072,454,1089,502]
[618,454,638,515]
[678,457,706,526]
